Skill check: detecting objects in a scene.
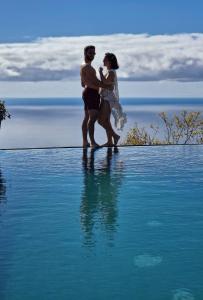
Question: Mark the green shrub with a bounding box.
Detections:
[123,110,203,145]
[0,100,11,128]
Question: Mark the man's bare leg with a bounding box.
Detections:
[82,110,90,147]
[88,109,100,148]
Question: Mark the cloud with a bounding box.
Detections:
[0,33,203,82]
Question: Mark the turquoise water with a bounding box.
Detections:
[0,145,203,300]
[0,97,202,148]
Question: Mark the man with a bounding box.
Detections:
[80,45,109,148]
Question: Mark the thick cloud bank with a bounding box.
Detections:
[0,33,203,82]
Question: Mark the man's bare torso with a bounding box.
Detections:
[80,64,100,91]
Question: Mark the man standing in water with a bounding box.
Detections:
[80,45,109,148]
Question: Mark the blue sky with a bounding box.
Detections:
[0,0,203,97]
[0,0,203,42]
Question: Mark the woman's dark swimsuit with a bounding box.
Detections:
[82,87,101,111]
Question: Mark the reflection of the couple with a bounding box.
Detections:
[0,168,7,216]
[80,147,124,246]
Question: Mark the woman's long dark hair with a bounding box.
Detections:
[105,53,119,70]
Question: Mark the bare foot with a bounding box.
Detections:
[83,142,90,148]
[101,142,114,147]
[90,143,100,149]
[113,134,120,146]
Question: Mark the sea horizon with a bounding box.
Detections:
[1,97,203,149]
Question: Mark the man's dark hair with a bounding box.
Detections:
[84,45,95,55]
[105,53,119,70]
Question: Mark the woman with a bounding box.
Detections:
[98,53,127,147]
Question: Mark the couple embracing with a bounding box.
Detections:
[80,45,126,148]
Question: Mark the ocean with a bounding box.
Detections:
[0,98,203,148]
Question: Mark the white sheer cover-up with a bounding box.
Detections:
[100,69,127,130]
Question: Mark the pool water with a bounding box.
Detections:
[0,145,203,300]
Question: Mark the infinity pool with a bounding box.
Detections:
[0,146,203,300]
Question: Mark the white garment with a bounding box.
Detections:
[100,69,127,130]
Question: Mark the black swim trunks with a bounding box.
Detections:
[82,87,101,110]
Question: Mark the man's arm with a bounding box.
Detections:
[82,66,110,89]
[81,79,85,88]
[80,67,85,87]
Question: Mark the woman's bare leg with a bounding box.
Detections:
[107,118,120,145]
[98,100,113,145]
[106,108,120,145]
[98,100,120,146]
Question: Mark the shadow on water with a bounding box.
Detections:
[80,147,124,247]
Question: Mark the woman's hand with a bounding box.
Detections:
[99,67,103,74]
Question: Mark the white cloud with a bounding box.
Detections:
[0,33,203,82]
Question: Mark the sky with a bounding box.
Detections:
[0,0,203,97]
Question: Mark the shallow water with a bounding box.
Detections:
[0,145,203,299]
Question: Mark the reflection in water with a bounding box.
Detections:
[0,168,6,206]
[0,168,7,300]
[80,147,124,246]
[0,168,6,223]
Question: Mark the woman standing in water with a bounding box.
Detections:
[98,53,127,147]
